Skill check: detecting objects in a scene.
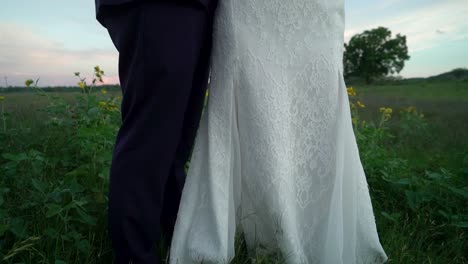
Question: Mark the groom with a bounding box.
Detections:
[95,0,217,263]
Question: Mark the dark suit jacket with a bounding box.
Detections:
[95,0,212,22]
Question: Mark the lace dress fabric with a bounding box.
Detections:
[170,0,388,263]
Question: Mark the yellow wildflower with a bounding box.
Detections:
[347,86,357,97]
[0,95,4,102]
[406,106,416,113]
[104,102,119,112]
[25,79,34,87]
[379,107,393,121]
[106,104,118,111]
[379,107,392,114]
[94,66,105,79]
[98,101,107,108]
[78,81,86,89]
[101,89,108,95]
[357,101,365,108]
[352,117,357,125]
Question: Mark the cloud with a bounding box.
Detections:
[1,1,467,84]
[373,0,407,11]
[345,0,468,53]
[0,22,119,86]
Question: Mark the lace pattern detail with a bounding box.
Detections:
[170,0,388,263]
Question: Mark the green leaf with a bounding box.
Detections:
[31,178,46,193]
[76,208,96,226]
[87,107,100,117]
[0,223,8,236]
[381,211,399,222]
[65,165,91,178]
[45,228,59,238]
[68,178,85,194]
[61,234,72,242]
[46,204,63,218]
[10,217,28,238]
[2,152,28,162]
[438,210,450,220]
[426,171,444,180]
[405,190,422,211]
[392,178,411,185]
[76,239,91,254]
[447,186,468,199]
[98,169,109,180]
[452,222,468,228]
[0,188,9,206]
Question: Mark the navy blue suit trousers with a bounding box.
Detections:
[96,1,217,263]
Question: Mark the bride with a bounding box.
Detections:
[170,0,388,263]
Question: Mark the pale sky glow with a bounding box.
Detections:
[0,0,467,86]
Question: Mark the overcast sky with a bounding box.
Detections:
[1,0,467,86]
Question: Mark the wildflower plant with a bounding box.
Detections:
[0,67,121,263]
[0,94,5,131]
[398,106,428,139]
[0,78,466,263]
[75,66,105,95]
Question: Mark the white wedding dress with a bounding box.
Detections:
[170,0,388,263]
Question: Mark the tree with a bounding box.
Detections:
[344,27,410,84]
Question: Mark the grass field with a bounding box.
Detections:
[0,80,467,263]
[357,81,468,170]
